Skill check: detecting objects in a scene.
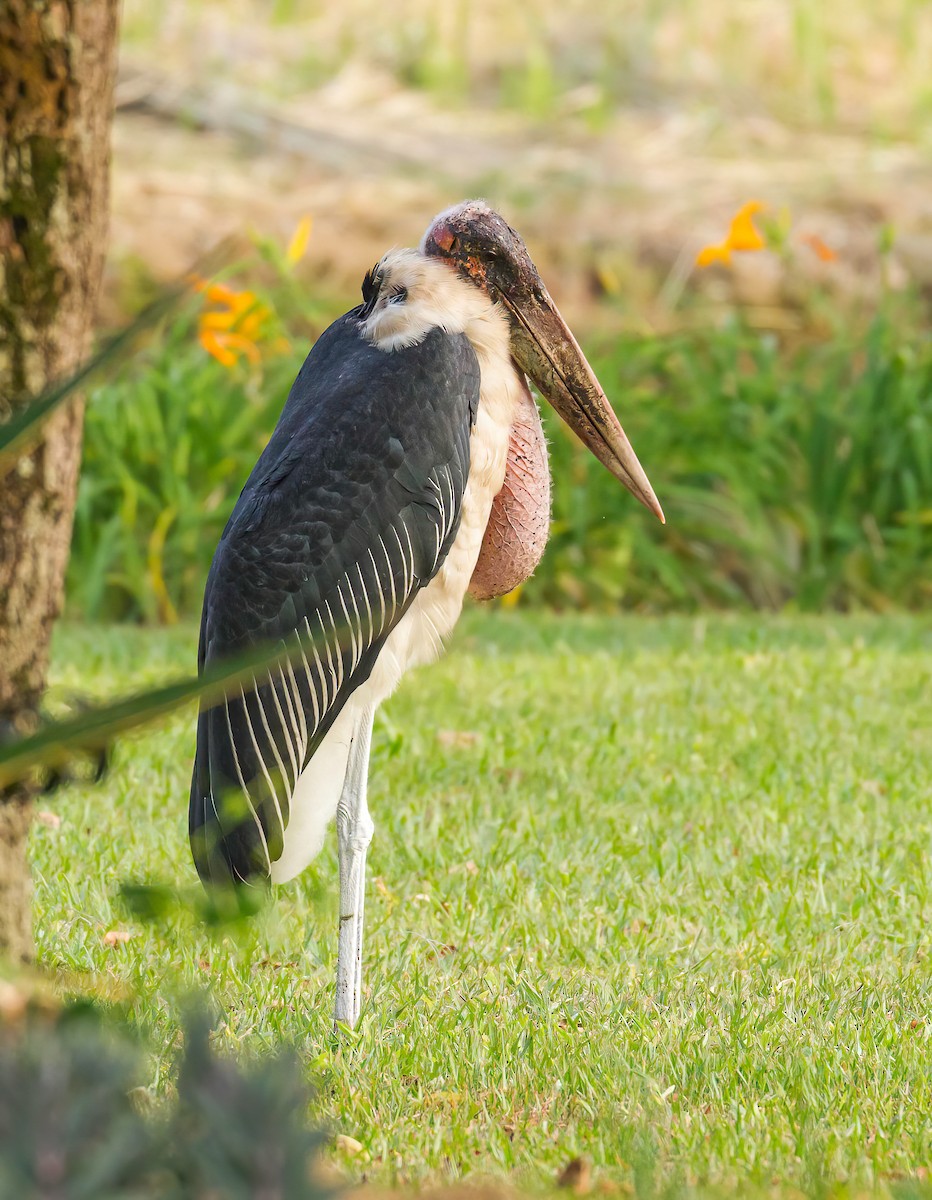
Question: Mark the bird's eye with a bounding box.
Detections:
[389,287,408,305]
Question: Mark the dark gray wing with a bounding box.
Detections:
[189,313,479,886]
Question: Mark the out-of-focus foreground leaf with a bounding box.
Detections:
[0,1003,334,1199]
[0,637,288,791]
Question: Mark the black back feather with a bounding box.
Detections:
[189,313,479,887]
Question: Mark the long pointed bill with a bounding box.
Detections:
[422,201,664,523]
[502,283,664,522]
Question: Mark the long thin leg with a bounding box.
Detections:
[334,704,375,1030]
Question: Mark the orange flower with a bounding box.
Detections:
[727,201,766,251]
[696,243,733,268]
[193,277,272,368]
[193,278,242,307]
[198,328,262,367]
[198,328,235,368]
[696,201,767,267]
[801,233,837,262]
[286,214,313,266]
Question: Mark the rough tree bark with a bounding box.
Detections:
[0,0,120,962]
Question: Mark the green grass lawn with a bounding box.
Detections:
[34,612,932,1195]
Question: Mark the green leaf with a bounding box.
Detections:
[0,637,289,790]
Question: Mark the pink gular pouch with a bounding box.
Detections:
[468,373,550,601]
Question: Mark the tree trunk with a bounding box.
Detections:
[0,0,120,962]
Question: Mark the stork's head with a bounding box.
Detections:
[422,200,664,522]
[356,247,508,354]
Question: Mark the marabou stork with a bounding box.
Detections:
[189,201,664,1028]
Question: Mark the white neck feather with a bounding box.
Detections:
[358,248,521,454]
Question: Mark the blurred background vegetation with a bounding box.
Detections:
[74,0,932,623]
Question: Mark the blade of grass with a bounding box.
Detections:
[0,635,286,789]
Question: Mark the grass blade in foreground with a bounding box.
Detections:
[0,637,288,789]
